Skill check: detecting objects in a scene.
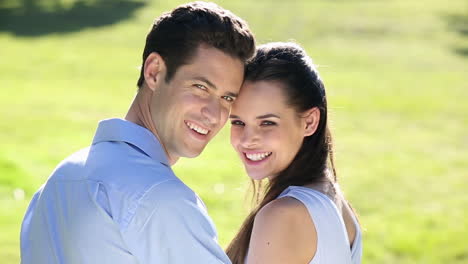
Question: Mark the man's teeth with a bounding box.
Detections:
[246,152,272,161]
[186,121,209,135]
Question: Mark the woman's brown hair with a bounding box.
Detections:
[226,42,353,263]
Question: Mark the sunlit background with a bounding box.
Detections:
[1,0,467,263]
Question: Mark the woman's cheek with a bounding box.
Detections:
[230,126,242,146]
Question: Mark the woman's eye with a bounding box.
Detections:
[194,84,208,91]
[231,120,245,126]
[261,121,277,126]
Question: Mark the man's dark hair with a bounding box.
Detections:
[137,1,255,88]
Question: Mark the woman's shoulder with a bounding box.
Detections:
[255,196,317,239]
[254,197,312,235]
[258,196,307,218]
[248,197,317,263]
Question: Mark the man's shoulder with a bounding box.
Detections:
[86,140,174,184]
[50,141,172,182]
[123,179,214,233]
[142,179,200,204]
[48,147,92,181]
[87,141,180,202]
[115,177,207,232]
[50,141,182,208]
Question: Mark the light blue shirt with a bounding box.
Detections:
[20,118,231,264]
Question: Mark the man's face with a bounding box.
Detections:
[151,45,244,162]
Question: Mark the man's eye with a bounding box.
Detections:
[230,120,245,126]
[194,84,208,91]
[222,96,235,102]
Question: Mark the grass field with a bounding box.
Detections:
[1,0,467,263]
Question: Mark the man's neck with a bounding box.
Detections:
[125,88,179,166]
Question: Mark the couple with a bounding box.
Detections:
[20,2,362,264]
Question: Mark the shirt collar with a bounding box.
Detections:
[92,118,170,167]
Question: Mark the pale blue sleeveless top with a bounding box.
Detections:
[278,186,362,264]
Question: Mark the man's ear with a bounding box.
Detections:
[303,107,320,137]
[143,52,166,91]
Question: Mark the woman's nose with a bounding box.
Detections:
[240,126,260,148]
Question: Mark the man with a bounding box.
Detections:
[20,2,255,263]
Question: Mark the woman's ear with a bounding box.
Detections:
[143,52,166,91]
[303,107,320,137]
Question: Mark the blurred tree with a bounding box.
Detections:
[0,0,147,36]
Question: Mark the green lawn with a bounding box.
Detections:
[1,0,467,263]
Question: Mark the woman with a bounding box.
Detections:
[226,42,362,264]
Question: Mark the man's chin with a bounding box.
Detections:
[182,147,205,158]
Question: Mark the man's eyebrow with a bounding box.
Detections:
[193,76,217,90]
[193,76,238,97]
[229,114,240,119]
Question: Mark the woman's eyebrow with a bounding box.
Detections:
[256,114,280,119]
[229,114,281,119]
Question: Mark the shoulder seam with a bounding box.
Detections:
[120,178,181,231]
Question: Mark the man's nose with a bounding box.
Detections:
[201,97,222,126]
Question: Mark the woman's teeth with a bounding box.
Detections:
[246,152,272,161]
[186,121,209,135]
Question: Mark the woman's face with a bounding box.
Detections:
[230,80,309,181]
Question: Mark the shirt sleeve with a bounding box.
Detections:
[121,179,232,264]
